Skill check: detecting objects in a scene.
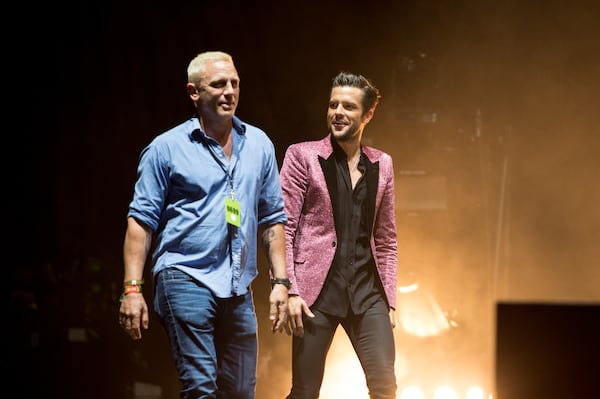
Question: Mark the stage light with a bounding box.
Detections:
[465,386,485,399]
[433,385,458,399]
[400,386,425,399]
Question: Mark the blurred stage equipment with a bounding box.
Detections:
[396,272,454,337]
[495,302,600,399]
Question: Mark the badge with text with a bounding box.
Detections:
[225,197,241,227]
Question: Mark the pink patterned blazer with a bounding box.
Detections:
[279,134,398,309]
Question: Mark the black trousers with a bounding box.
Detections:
[286,298,397,399]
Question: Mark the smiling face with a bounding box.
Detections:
[327,86,374,143]
[190,58,240,121]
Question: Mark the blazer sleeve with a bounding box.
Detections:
[372,153,398,309]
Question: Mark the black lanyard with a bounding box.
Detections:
[203,137,236,200]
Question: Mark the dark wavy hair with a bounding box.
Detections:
[331,72,381,114]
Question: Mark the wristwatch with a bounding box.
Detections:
[270,277,292,289]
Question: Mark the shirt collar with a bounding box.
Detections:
[191,115,246,142]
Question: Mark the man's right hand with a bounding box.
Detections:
[287,295,315,338]
[119,293,149,340]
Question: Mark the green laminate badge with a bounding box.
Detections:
[225,197,241,227]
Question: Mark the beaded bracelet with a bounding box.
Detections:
[123,279,144,286]
[119,279,144,302]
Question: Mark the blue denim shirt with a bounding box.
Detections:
[128,116,287,297]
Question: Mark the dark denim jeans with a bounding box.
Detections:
[154,268,258,399]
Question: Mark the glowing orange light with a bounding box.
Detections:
[400,386,425,399]
[433,385,458,399]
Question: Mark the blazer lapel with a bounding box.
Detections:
[319,154,338,219]
[364,157,379,236]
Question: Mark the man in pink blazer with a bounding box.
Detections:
[280,72,398,399]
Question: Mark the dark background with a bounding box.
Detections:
[10,1,599,398]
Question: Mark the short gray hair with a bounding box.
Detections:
[187,51,234,83]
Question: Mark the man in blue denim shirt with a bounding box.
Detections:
[118,51,290,399]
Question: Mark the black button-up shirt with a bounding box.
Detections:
[315,142,383,317]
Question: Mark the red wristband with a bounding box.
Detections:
[124,285,141,294]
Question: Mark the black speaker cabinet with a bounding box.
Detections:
[495,302,600,399]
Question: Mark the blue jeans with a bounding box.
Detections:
[154,268,258,399]
[286,298,396,399]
